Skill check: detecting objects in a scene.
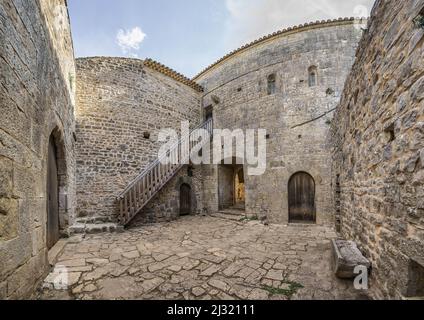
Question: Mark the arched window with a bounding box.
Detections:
[267,74,276,95]
[308,66,318,87]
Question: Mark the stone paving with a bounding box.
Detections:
[38,216,369,300]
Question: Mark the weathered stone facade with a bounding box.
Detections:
[196,19,366,225]
[0,0,76,298]
[75,57,202,223]
[1,0,423,301]
[331,0,424,299]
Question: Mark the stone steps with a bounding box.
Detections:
[69,220,123,235]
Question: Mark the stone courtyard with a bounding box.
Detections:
[38,216,367,300]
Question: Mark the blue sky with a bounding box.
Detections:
[68,0,375,78]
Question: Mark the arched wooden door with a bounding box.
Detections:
[180,183,191,216]
[47,136,60,249]
[288,172,316,223]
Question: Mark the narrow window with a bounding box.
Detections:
[204,105,213,122]
[308,66,318,87]
[267,74,276,95]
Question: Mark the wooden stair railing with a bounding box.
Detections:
[116,119,213,226]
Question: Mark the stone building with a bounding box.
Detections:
[74,57,203,229]
[195,19,366,225]
[331,0,424,299]
[0,0,423,300]
[0,0,76,298]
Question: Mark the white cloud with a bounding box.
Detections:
[224,0,375,50]
[116,26,146,55]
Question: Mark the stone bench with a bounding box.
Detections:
[332,239,371,279]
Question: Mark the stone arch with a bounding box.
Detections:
[308,66,318,87]
[288,171,316,223]
[175,175,197,216]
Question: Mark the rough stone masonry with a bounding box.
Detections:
[0,0,423,300]
[331,0,424,299]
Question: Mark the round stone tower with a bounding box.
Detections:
[194,18,367,225]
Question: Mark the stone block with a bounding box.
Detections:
[0,281,7,299]
[0,158,13,197]
[0,198,19,240]
[332,239,370,279]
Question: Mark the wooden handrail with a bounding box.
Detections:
[116,119,213,226]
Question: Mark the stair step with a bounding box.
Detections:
[210,212,246,221]
[69,222,124,235]
[75,216,114,224]
[218,210,245,216]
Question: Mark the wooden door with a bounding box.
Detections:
[288,172,316,223]
[180,184,191,216]
[47,136,60,249]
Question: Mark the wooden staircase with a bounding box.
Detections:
[116,119,213,226]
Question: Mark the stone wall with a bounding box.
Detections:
[75,57,202,222]
[0,0,76,298]
[130,165,204,225]
[331,0,424,299]
[195,19,365,225]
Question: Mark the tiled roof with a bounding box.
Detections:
[144,58,204,92]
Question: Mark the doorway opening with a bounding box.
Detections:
[234,167,245,209]
[218,158,245,211]
[288,172,316,223]
[180,183,192,216]
[47,135,60,249]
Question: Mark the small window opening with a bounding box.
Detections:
[308,66,318,87]
[204,105,213,122]
[187,166,194,177]
[267,74,276,95]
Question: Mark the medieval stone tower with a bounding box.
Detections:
[0,0,423,300]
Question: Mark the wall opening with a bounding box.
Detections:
[204,105,213,122]
[288,172,316,223]
[405,258,424,298]
[384,123,396,143]
[308,66,318,87]
[179,183,192,216]
[47,135,60,249]
[234,167,245,208]
[218,158,245,210]
[267,74,276,95]
[47,127,69,249]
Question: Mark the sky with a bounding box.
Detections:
[68,0,376,78]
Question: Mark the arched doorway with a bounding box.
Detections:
[180,183,192,216]
[288,172,316,223]
[47,135,60,249]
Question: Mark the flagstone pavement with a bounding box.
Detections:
[37,215,369,300]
